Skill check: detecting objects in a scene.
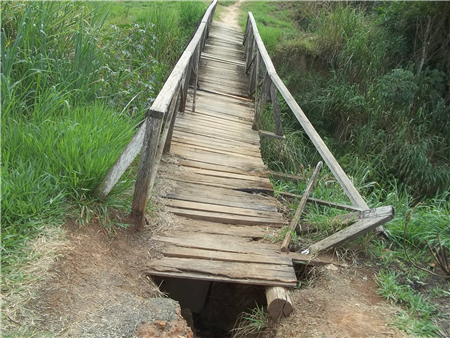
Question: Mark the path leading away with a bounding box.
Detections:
[145,19,297,287]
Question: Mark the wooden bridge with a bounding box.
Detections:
[96,1,394,319]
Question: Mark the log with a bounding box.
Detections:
[280,161,322,252]
[265,286,293,320]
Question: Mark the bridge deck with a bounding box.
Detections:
[146,21,297,287]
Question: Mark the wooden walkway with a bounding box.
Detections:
[145,21,297,288]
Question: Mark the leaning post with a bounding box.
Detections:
[131,110,164,228]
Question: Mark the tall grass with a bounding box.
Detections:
[1,0,206,285]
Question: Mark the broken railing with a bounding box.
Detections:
[95,0,217,226]
[243,12,393,253]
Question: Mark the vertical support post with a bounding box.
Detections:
[192,44,201,113]
[179,68,191,113]
[253,73,271,131]
[163,86,182,155]
[131,111,164,228]
[270,82,283,136]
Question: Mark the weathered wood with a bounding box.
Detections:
[258,130,286,140]
[245,13,368,210]
[146,257,296,285]
[287,252,334,266]
[308,206,395,254]
[265,286,294,320]
[331,208,380,227]
[166,207,285,226]
[253,72,270,130]
[278,191,366,212]
[281,162,323,252]
[270,82,283,136]
[264,170,305,183]
[162,86,182,155]
[245,12,387,235]
[161,245,292,266]
[131,114,164,227]
[95,121,146,199]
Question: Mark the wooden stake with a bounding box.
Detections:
[280,161,323,252]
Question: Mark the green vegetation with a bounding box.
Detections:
[1,2,206,330]
[240,1,449,336]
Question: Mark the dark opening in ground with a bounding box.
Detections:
[152,276,267,338]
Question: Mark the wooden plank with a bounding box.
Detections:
[201,53,246,66]
[171,135,261,158]
[278,191,366,212]
[280,162,322,252]
[264,170,305,183]
[145,257,296,284]
[172,130,260,153]
[162,168,272,191]
[185,167,269,184]
[146,270,296,287]
[287,252,335,266]
[178,158,266,177]
[308,206,395,254]
[259,130,286,140]
[160,245,292,266]
[177,113,253,133]
[166,207,285,226]
[171,141,262,162]
[170,146,265,171]
[164,199,280,219]
[153,232,285,255]
[163,181,278,212]
[173,124,260,146]
[174,216,280,238]
[96,121,146,198]
[181,109,253,128]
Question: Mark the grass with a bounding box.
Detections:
[1,1,207,335]
[232,303,268,338]
[240,1,450,336]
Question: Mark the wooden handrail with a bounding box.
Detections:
[244,12,371,211]
[96,1,218,224]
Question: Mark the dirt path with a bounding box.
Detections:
[217,1,242,30]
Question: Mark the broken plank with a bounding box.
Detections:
[146,270,296,287]
[166,206,286,226]
[161,245,292,266]
[174,216,279,238]
[164,199,280,219]
[145,257,296,283]
[153,232,284,255]
[308,206,395,254]
[278,191,366,212]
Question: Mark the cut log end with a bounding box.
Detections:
[265,286,293,320]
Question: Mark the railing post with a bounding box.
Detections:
[270,82,283,136]
[131,110,164,228]
[253,73,271,130]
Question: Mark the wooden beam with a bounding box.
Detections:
[131,113,164,228]
[264,170,305,183]
[280,162,322,252]
[95,121,146,199]
[258,130,285,140]
[278,191,366,212]
[265,286,293,320]
[245,12,387,236]
[308,206,394,254]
